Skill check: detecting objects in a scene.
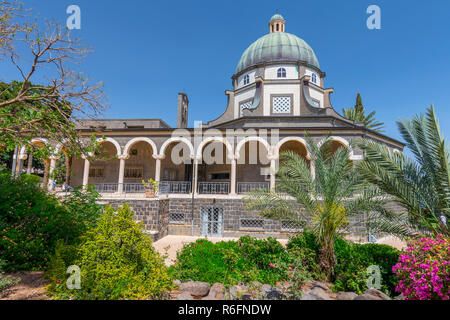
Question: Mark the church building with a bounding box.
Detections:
[19,14,404,239]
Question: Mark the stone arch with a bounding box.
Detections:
[159,137,194,159]
[196,137,234,160]
[96,137,121,157]
[319,136,358,160]
[19,138,49,158]
[275,137,311,160]
[235,137,271,186]
[123,137,158,158]
[235,136,271,160]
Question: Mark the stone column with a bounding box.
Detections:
[26,153,33,174]
[193,158,199,195]
[117,156,127,194]
[154,156,163,182]
[47,157,57,191]
[270,158,277,191]
[11,146,18,177]
[17,155,25,177]
[82,157,90,189]
[230,158,236,195]
[310,161,316,180]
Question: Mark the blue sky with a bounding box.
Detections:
[5,0,450,142]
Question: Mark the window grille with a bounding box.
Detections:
[89,167,104,178]
[281,220,303,232]
[169,212,185,223]
[240,218,264,230]
[272,96,291,114]
[124,167,143,179]
[240,100,253,117]
[201,206,223,236]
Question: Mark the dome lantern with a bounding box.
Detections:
[235,14,320,75]
[269,13,285,33]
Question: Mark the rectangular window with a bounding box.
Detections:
[240,218,264,230]
[240,100,253,117]
[163,169,177,181]
[311,98,320,108]
[201,206,223,236]
[272,96,291,114]
[124,167,143,179]
[89,167,104,178]
[281,220,303,232]
[211,172,230,180]
[169,212,185,224]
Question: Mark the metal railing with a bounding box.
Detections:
[197,182,230,194]
[93,183,119,193]
[159,181,191,194]
[123,183,145,193]
[237,182,270,194]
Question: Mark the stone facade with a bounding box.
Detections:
[96,197,405,241]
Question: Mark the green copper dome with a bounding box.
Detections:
[235,32,320,74]
[270,14,284,21]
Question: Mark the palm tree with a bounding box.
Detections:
[358,106,450,236]
[342,93,385,133]
[244,137,392,279]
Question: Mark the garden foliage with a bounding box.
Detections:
[46,204,173,300]
[169,236,293,286]
[0,173,102,271]
[170,232,400,296]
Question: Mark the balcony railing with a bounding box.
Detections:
[123,183,145,193]
[93,183,119,193]
[159,181,191,194]
[237,182,270,194]
[197,182,230,194]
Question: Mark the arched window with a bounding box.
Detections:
[311,73,317,84]
[277,68,286,78]
[243,74,249,85]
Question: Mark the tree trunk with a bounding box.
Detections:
[65,155,72,185]
[319,242,336,281]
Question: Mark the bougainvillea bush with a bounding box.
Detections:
[393,236,449,300]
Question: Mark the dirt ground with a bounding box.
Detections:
[0,271,49,300]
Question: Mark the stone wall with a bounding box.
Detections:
[98,197,406,241]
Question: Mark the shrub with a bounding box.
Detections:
[20,174,41,185]
[286,232,323,279]
[287,232,399,295]
[0,175,102,271]
[333,238,399,295]
[46,204,173,300]
[393,236,449,300]
[169,236,292,286]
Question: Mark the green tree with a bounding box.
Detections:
[244,137,392,279]
[342,93,384,133]
[0,1,105,159]
[358,106,450,236]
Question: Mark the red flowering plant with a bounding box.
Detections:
[392,236,449,300]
